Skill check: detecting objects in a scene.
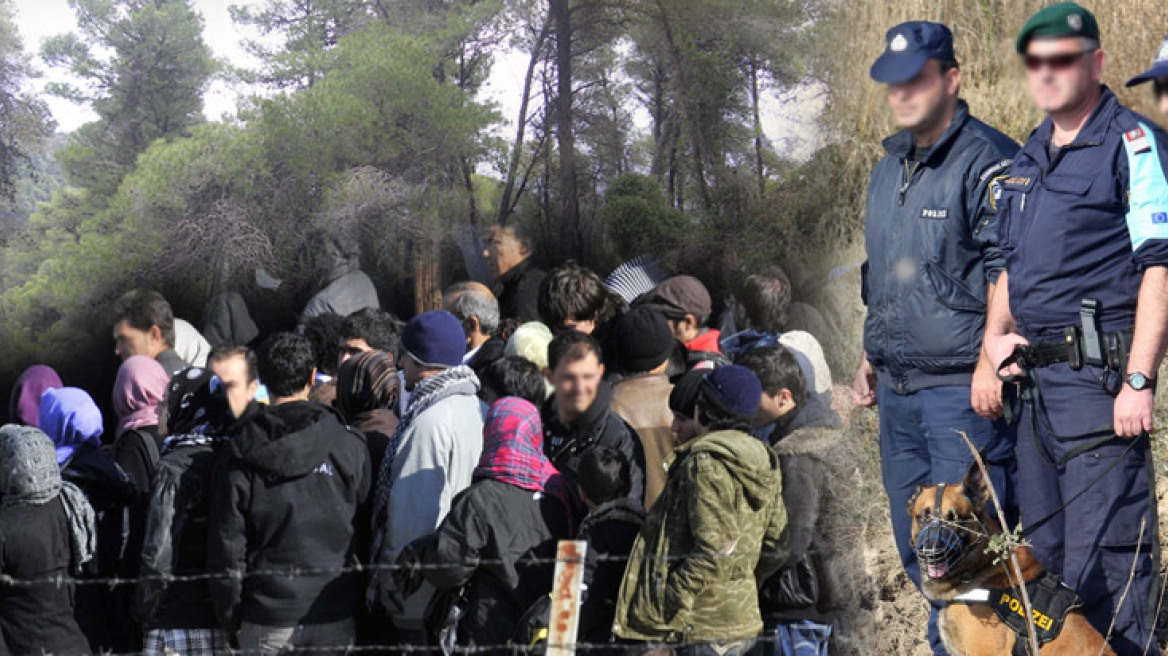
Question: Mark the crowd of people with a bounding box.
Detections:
[0,228,853,656]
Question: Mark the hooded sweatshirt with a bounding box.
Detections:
[614,429,788,643]
[207,401,371,629]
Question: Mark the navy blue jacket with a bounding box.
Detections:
[863,100,1019,393]
[999,87,1168,341]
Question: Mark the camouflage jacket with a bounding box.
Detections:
[613,429,788,643]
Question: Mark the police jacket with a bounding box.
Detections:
[999,87,1168,341]
[863,100,1019,393]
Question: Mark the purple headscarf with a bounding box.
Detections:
[38,387,105,466]
[8,365,63,427]
[113,356,169,438]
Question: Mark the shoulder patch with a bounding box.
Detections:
[1124,121,1168,252]
[988,175,1009,210]
[979,158,1013,183]
[1125,127,1151,155]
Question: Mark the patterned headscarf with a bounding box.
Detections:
[336,351,399,420]
[113,355,170,437]
[162,367,233,453]
[38,388,104,466]
[474,397,558,492]
[8,365,63,428]
[0,425,97,570]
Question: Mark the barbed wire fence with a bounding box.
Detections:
[3,549,794,656]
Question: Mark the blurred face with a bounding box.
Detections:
[1155,78,1168,118]
[338,337,372,366]
[1024,38,1102,115]
[113,320,164,360]
[210,354,258,419]
[886,60,959,133]
[483,226,529,278]
[671,410,699,445]
[551,353,604,420]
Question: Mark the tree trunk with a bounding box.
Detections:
[550,0,580,260]
[413,238,442,315]
[497,17,551,226]
[749,59,765,197]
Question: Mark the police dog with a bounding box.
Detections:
[908,460,1114,656]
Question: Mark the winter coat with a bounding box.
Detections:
[202,290,259,348]
[760,410,854,624]
[862,100,1019,394]
[609,374,674,509]
[577,499,644,645]
[379,391,486,629]
[613,430,788,643]
[207,401,371,629]
[416,478,559,652]
[542,383,646,520]
[113,425,162,580]
[494,258,546,322]
[300,266,381,323]
[0,498,91,655]
[134,440,225,630]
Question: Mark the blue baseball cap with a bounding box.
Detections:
[870,21,956,84]
[1126,34,1168,88]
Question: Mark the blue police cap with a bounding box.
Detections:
[870,21,956,85]
[1126,34,1168,88]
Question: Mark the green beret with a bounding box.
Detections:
[1016,2,1099,54]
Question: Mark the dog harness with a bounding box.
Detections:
[955,571,1083,655]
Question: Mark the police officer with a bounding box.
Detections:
[1126,33,1168,121]
[985,4,1168,653]
[854,21,1019,655]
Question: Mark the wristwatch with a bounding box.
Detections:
[1126,371,1157,391]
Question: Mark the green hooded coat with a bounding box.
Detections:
[613,429,789,643]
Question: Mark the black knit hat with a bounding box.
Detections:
[669,369,707,418]
[611,307,675,373]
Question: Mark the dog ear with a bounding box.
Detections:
[963,453,992,505]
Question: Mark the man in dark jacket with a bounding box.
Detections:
[207,333,371,654]
[854,21,1019,655]
[542,332,646,525]
[484,224,545,322]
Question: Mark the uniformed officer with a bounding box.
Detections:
[1126,33,1168,121]
[985,4,1168,653]
[855,21,1019,655]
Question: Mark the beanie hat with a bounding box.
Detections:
[700,365,762,421]
[611,307,675,373]
[402,311,466,369]
[669,369,707,418]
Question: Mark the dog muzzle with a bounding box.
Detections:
[915,484,967,580]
